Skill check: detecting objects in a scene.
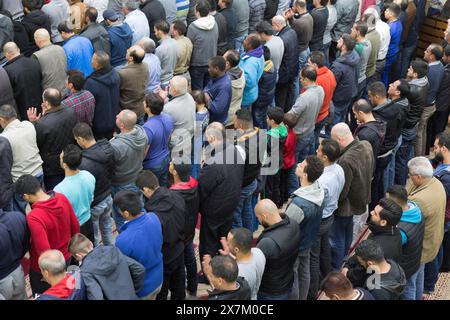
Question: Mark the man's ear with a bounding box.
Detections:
[380,219,387,227]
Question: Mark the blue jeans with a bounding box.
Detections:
[111,182,141,231]
[395,126,417,185]
[13,172,44,213]
[323,42,331,67]
[402,264,425,300]
[382,53,398,88]
[314,117,328,151]
[325,100,352,138]
[252,105,268,129]
[295,132,315,165]
[383,135,402,192]
[90,195,114,246]
[330,215,354,270]
[233,180,258,231]
[145,155,170,187]
[184,241,197,295]
[189,65,209,90]
[251,193,259,233]
[234,34,247,54]
[257,289,291,300]
[424,246,444,293]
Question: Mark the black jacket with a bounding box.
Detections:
[171,179,199,244]
[140,0,166,42]
[264,0,279,21]
[373,98,409,155]
[3,54,42,121]
[253,61,277,109]
[0,137,13,210]
[309,6,328,51]
[19,9,51,57]
[214,11,228,56]
[277,25,299,84]
[80,245,145,300]
[198,143,245,228]
[404,78,429,129]
[34,106,77,177]
[218,7,237,50]
[331,50,360,104]
[144,187,185,272]
[80,23,111,56]
[235,128,263,187]
[0,66,15,111]
[257,216,301,296]
[208,277,252,300]
[399,218,425,279]
[435,63,450,113]
[79,139,115,207]
[353,120,386,159]
[366,259,406,300]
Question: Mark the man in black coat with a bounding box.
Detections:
[136,170,186,300]
[140,0,166,42]
[198,122,245,260]
[3,41,42,121]
[0,136,13,210]
[73,123,115,247]
[27,88,76,191]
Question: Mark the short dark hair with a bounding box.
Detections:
[224,50,240,67]
[172,20,187,36]
[129,48,145,64]
[355,239,385,264]
[304,155,324,183]
[255,21,274,36]
[67,70,86,91]
[267,107,284,124]
[43,88,62,107]
[136,170,160,191]
[246,34,261,51]
[85,7,98,23]
[352,99,372,114]
[354,21,368,37]
[22,0,38,11]
[367,81,387,98]
[209,56,226,72]
[341,34,356,51]
[283,113,297,129]
[235,108,253,124]
[386,3,401,17]
[73,122,95,140]
[94,51,111,69]
[113,190,142,216]
[301,66,317,82]
[386,184,408,206]
[320,139,341,162]
[145,92,165,115]
[195,0,211,17]
[395,79,410,98]
[15,174,42,196]
[444,45,450,58]
[172,163,192,182]
[430,44,444,61]
[320,272,354,298]
[154,20,170,34]
[210,255,239,283]
[294,0,307,8]
[57,21,73,34]
[309,51,325,68]
[263,46,271,61]
[377,197,403,226]
[191,90,206,105]
[229,228,253,254]
[410,59,428,78]
[62,144,82,170]
[437,132,450,150]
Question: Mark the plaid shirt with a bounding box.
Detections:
[61,90,96,126]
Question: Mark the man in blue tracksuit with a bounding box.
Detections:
[382,3,403,87]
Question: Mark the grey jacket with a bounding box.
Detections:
[110,125,148,185]
[331,0,359,42]
[0,13,13,63]
[0,0,23,20]
[155,36,178,84]
[288,84,324,136]
[32,44,67,92]
[357,39,372,84]
[80,245,145,300]
[80,23,111,56]
[187,16,219,67]
[0,67,15,107]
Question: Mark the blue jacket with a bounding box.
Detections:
[63,35,94,77]
[399,201,422,245]
[239,46,264,106]
[107,22,133,67]
[253,60,277,109]
[204,73,232,123]
[387,20,403,58]
[427,62,445,105]
[331,50,360,104]
[84,67,121,135]
[0,209,30,280]
[116,213,164,297]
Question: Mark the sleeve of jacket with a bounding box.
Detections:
[284,200,305,225]
[26,215,51,258]
[207,87,230,116]
[82,272,105,300]
[337,158,354,202]
[0,137,13,209]
[243,60,259,93]
[124,254,145,293]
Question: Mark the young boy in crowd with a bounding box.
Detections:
[191,90,209,179]
[280,112,299,203]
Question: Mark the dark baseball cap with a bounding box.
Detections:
[103,9,119,21]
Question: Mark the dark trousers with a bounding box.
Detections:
[189,66,210,90]
[428,109,450,154]
[199,216,233,258]
[156,255,186,300]
[93,130,114,141]
[308,215,334,300]
[44,174,64,191]
[370,155,391,211]
[80,216,95,244]
[184,240,198,295]
[275,81,296,113]
[265,170,282,208]
[29,268,51,296]
[424,246,444,293]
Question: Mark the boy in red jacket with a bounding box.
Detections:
[15,174,80,295]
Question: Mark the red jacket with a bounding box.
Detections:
[316,66,337,123]
[283,128,297,170]
[27,192,80,272]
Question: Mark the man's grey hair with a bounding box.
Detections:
[38,250,67,276]
[0,104,18,120]
[408,156,434,178]
[94,51,111,69]
[205,122,225,141]
[139,37,156,54]
[170,76,188,95]
[123,0,140,10]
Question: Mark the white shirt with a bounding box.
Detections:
[376,19,391,60]
[318,163,345,219]
[124,9,150,45]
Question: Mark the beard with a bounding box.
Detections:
[434,152,444,163]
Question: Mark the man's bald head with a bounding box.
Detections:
[272,15,286,32]
[34,28,51,48]
[170,76,188,97]
[205,122,225,144]
[38,250,66,277]
[127,45,145,64]
[331,123,354,150]
[3,42,20,60]
[254,199,281,228]
[117,109,137,131]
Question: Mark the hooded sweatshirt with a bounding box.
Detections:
[107,22,133,67]
[239,46,265,106]
[110,125,148,185]
[226,67,246,126]
[20,10,51,56]
[187,15,219,67]
[331,50,360,104]
[37,273,86,300]
[353,120,386,159]
[285,180,325,251]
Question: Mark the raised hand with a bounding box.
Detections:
[26,107,41,122]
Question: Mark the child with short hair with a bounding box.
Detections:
[280,113,299,203]
[191,90,209,179]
